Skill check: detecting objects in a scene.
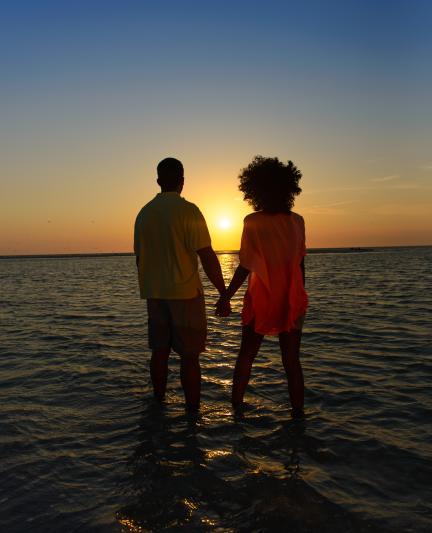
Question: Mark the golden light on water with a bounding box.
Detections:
[204,449,232,461]
[116,516,144,532]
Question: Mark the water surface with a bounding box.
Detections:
[1,248,431,531]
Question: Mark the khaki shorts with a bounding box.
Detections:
[147,293,207,355]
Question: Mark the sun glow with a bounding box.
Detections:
[218,217,232,230]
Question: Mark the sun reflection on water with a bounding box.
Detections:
[204,449,232,461]
[117,516,144,532]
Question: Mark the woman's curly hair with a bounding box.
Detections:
[238,156,302,212]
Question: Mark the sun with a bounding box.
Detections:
[218,217,232,230]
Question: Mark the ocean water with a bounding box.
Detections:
[0,247,431,532]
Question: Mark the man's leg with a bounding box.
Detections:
[180,353,201,411]
[147,299,172,402]
[150,348,170,402]
[232,324,263,408]
[170,293,206,411]
[279,329,304,415]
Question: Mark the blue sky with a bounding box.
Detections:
[1,0,431,252]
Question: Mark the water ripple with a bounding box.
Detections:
[0,249,431,531]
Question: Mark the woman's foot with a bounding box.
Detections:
[231,399,244,411]
[291,407,305,420]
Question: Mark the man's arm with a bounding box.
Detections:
[197,246,226,295]
[136,255,139,269]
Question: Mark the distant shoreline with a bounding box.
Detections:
[0,245,430,260]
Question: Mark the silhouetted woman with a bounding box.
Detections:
[216,156,308,417]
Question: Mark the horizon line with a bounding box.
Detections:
[1,244,431,260]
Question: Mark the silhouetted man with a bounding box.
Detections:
[134,158,226,410]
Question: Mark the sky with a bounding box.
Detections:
[1,0,431,254]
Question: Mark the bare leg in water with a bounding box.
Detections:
[279,329,304,417]
[151,350,201,411]
[150,348,170,402]
[232,324,263,409]
[180,353,201,411]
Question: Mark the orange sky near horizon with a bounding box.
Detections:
[1,151,431,255]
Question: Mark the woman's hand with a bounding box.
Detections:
[215,264,250,317]
[215,294,231,317]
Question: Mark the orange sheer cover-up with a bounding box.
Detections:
[239,211,308,335]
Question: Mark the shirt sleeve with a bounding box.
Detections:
[185,206,212,251]
[300,216,307,257]
[239,215,271,289]
[239,216,260,271]
[239,218,253,270]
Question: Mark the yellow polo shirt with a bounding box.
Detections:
[134,192,211,299]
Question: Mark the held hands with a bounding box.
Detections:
[215,293,231,317]
[215,264,248,317]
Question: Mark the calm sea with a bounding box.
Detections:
[1,248,431,532]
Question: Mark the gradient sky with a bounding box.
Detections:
[1,0,431,254]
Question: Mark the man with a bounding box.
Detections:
[134,157,227,411]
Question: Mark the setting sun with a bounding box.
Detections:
[218,217,232,230]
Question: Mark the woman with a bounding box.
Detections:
[217,156,308,417]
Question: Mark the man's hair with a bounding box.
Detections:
[157,158,184,190]
[238,155,302,212]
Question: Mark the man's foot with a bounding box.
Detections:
[232,399,247,413]
[231,398,243,410]
[185,402,200,413]
[153,392,166,404]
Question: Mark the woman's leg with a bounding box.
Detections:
[279,329,304,415]
[232,324,263,408]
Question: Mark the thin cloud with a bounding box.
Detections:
[302,185,376,194]
[320,200,355,208]
[304,179,430,195]
[370,174,399,182]
[419,163,432,171]
[302,200,355,215]
[392,182,431,190]
[371,203,432,216]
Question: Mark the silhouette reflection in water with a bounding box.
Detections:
[115,400,381,531]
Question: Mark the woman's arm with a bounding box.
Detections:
[225,264,250,299]
[215,264,249,316]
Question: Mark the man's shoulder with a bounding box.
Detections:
[180,196,198,209]
[135,195,204,223]
[135,198,155,221]
[179,197,203,217]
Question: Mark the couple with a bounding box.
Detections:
[134,156,308,417]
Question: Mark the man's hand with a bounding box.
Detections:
[215,294,231,317]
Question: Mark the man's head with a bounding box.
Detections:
[157,158,184,192]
